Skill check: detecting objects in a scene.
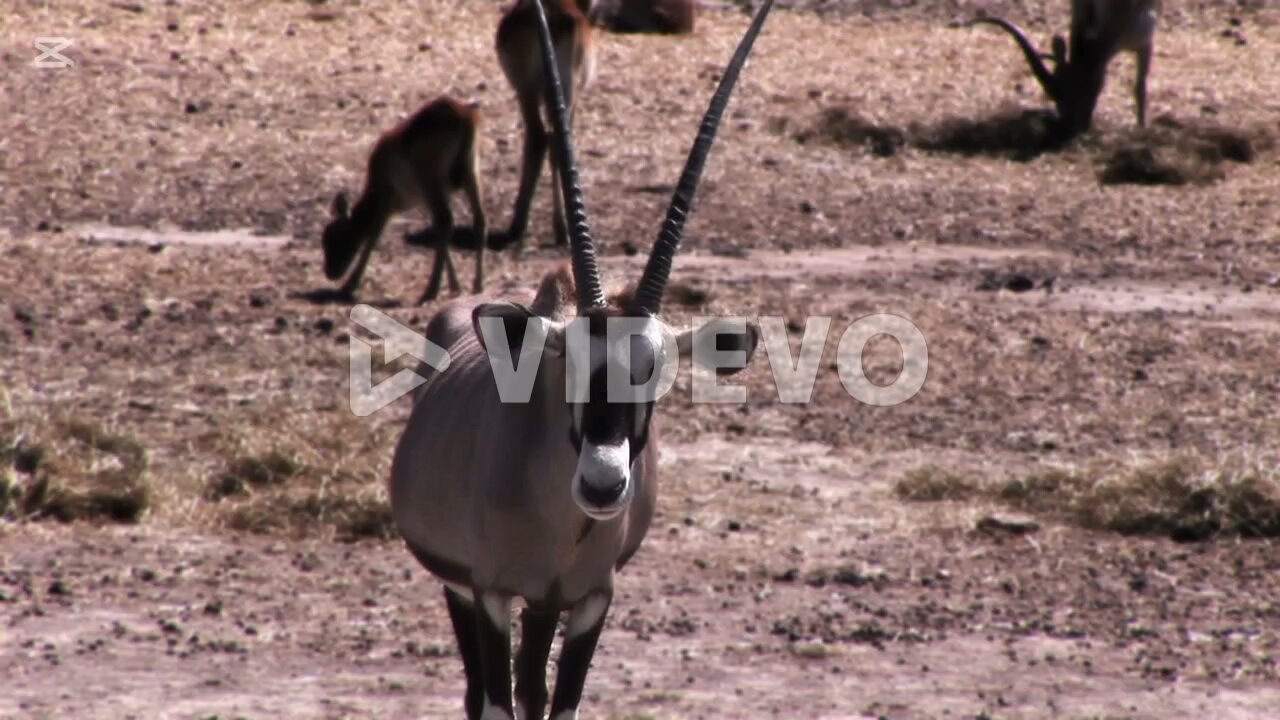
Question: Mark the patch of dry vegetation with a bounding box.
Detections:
[200,404,400,541]
[792,104,1277,183]
[1095,116,1276,186]
[0,374,399,540]
[894,464,979,502]
[899,452,1280,540]
[1,410,151,524]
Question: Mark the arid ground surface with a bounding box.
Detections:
[3,1,1280,718]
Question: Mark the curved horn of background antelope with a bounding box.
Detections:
[966,16,1059,102]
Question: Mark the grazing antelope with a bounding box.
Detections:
[494,0,597,251]
[968,0,1162,139]
[590,0,697,34]
[322,96,488,304]
[389,0,775,718]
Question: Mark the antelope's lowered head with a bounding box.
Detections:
[968,0,1162,139]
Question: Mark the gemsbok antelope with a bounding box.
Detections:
[590,0,697,34]
[389,0,776,717]
[494,0,597,251]
[322,96,488,304]
[967,0,1162,140]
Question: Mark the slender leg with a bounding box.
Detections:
[463,151,487,295]
[514,605,559,720]
[548,50,579,248]
[419,189,460,304]
[1134,44,1152,128]
[339,234,378,299]
[547,146,569,248]
[505,98,549,256]
[445,588,485,720]
[548,592,611,720]
[476,592,514,720]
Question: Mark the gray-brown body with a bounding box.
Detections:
[391,284,657,607]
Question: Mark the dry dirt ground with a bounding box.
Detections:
[3,1,1280,718]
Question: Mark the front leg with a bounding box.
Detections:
[548,591,612,720]
[477,592,514,720]
[505,99,549,253]
[444,588,485,719]
[514,605,559,720]
[339,236,378,299]
[420,189,460,304]
[463,160,488,296]
[1134,44,1152,128]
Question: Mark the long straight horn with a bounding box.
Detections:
[530,0,606,310]
[632,0,776,315]
[967,16,1058,102]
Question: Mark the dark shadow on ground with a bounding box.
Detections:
[293,288,403,309]
[788,107,907,157]
[787,104,1277,185]
[911,108,1062,161]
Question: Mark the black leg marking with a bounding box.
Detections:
[549,592,612,717]
[515,605,559,720]
[445,589,484,720]
[477,592,514,717]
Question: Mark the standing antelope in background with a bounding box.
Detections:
[967,0,1162,140]
[322,96,489,304]
[390,0,775,718]
[494,0,597,251]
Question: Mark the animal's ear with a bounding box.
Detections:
[677,318,760,376]
[472,302,566,360]
[331,192,350,219]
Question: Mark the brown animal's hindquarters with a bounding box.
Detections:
[495,0,595,250]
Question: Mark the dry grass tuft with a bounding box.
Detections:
[1097,146,1215,186]
[900,452,1280,540]
[208,449,305,499]
[226,490,395,541]
[666,281,714,308]
[894,464,979,502]
[792,107,906,158]
[910,107,1059,160]
[201,405,400,541]
[1096,116,1275,186]
[2,416,151,523]
[898,108,1275,184]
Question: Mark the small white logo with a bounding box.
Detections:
[33,37,74,69]
[348,305,451,417]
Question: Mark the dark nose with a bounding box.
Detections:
[579,478,626,507]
